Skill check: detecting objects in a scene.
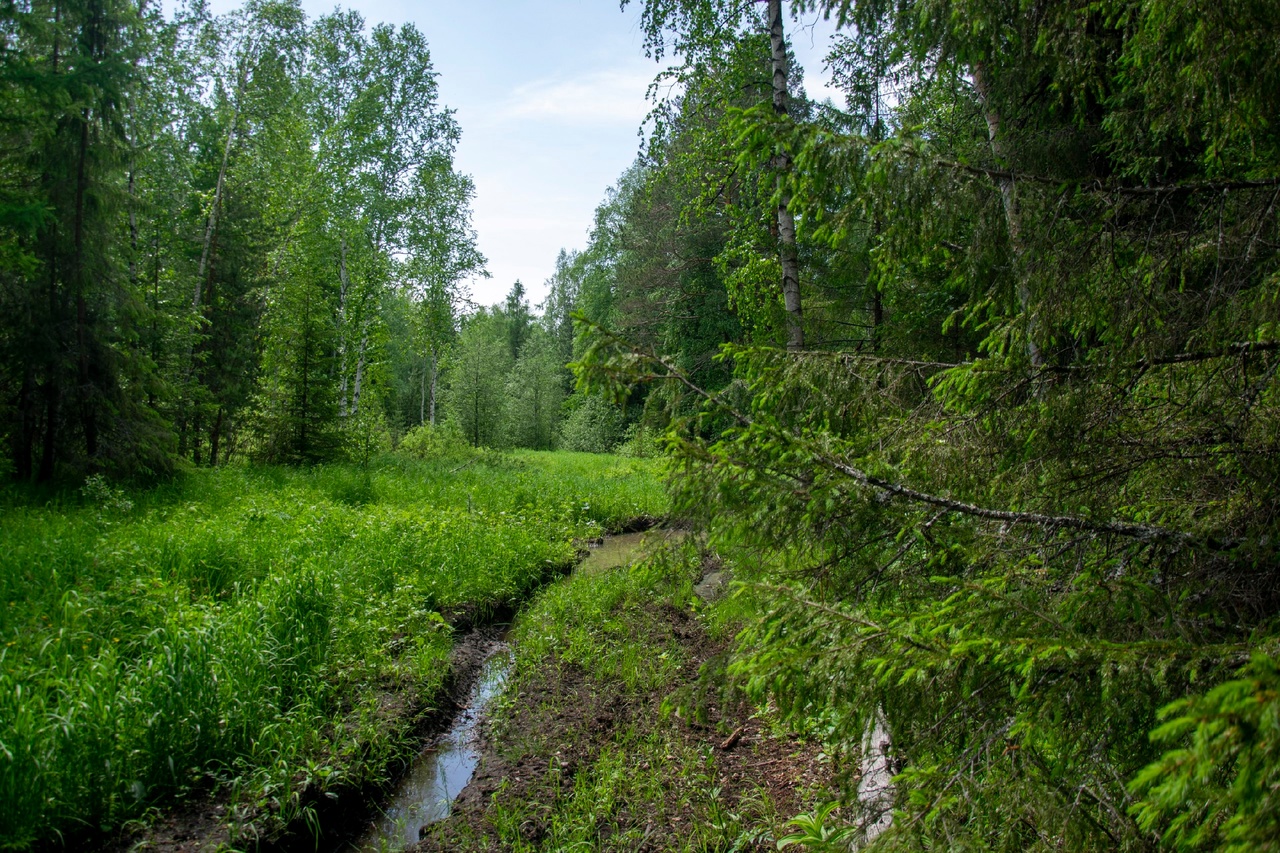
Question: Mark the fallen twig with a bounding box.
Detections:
[720,725,747,751]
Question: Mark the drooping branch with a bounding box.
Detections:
[576,322,1244,551]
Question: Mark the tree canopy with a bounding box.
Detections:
[572,0,1280,847]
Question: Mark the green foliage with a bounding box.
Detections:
[580,0,1280,847]
[447,311,512,447]
[397,420,470,461]
[505,327,565,450]
[559,395,627,454]
[1130,652,1280,851]
[0,452,667,847]
[0,0,481,481]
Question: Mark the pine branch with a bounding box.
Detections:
[926,154,1280,197]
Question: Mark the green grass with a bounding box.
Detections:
[429,541,805,852]
[0,451,666,849]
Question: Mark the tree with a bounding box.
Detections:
[576,0,1280,846]
[504,326,564,449]
[628,0,806,348]
[252,209,342,463]
[0,0,175,481]
[446,311,509,447]
[501,280,532,362]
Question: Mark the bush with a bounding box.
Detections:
[397,420,470,460]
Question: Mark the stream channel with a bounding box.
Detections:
[343,530,657,852]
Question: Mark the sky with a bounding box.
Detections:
[209,0,844,308]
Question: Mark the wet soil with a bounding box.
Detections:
[346,636,512,849]
[413,601,827,852]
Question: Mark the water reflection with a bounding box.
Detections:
[350,645,511,851]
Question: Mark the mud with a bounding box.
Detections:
[347,636,512,849]
[413,601,827,852]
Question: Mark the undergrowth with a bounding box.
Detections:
[421,536,819,851]
[0,451,665,849]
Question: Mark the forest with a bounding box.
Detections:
[2,0,1280,849]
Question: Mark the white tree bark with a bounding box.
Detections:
[194,63,249,312]
[337,237,351,417]
[351,323,369,416]
[972,62,1042,368]
[768,0,804,351]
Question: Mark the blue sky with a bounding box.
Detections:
[210,0,842,308]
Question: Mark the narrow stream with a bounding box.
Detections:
[342,530,668,851]
[348,639,512,851]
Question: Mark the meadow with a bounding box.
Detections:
[0,451,666,849]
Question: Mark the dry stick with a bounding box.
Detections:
[741,757,789,769]
[719,725,747,751]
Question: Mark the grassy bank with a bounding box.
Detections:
[0,451,665,849]
[417,534,828,852]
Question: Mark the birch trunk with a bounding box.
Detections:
[194,63,249,312]
[128,167,138,286]
[768,0,804,351]
[971,62,1042,368]
[419,349,439,426]
[351,322,369,416]
[429,350,438,425]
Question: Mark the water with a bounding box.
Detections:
[345,530,678,851]
[580,528,685,574]
[349,643,512,851]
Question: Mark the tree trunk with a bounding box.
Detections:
[768,0,804,351]
[127,167,138,286]
[209,406,223,466]
[73,109,97,460]
[194,63,248,312]
[14,371,35,481]
[971,62,1042,368]
[39,381,58,482]
[337,237,351,417]
[429,350,438,426]
[351,323,369,416]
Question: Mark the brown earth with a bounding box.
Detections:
[413,603,829,852]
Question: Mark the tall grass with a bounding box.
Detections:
[0,452,666,848]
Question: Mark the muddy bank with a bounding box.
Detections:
[346,633,512,849]
[413,599,828,852]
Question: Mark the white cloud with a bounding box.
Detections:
[499,68,654,126]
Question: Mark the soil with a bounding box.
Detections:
[413,602,828,852]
